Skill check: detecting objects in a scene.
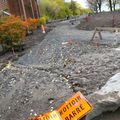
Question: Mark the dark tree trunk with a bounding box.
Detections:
[109,0,113,11]
[98,3,102,12]
[113,4,116,11]
[97,0,102,13]
[113,0,117,11]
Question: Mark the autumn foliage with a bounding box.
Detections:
[0,16,26,51]
[23,18,39,31]
[0,15,47,52]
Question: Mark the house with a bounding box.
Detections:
[0,0,40,19]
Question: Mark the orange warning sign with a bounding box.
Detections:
[29,111,62,120]
[57,92,92,120]
[28,92,92,120]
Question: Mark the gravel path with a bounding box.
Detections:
[18,21,120,95]
[0,20,120,120]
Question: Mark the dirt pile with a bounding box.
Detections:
[77,11,120,30]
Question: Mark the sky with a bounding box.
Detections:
[65,0,88,8]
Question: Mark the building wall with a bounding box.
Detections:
[8,0,22,17]
[31,0,40,18]
[7,0,40,19]
[0,0,9,11]
[24,0,40,18]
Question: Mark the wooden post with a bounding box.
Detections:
[30,0,35,18]
[18,0,22,17]
[34,0,40,18]
[98,31,102,40]
[91,29,97,41]
[21,0,27,20]
[112,15,115,27]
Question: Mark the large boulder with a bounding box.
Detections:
[86,73,120,120]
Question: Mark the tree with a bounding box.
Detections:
[106,0,119,11]
[107,0,112,11]
[97,0,102,12]
[87,0,98,13]
[38,0,91,19]
[87,0,104,13]
[112,0,117,11]
[70,0,78,15]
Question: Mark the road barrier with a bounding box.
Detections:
[91,27,120,41]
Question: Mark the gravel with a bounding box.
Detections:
[0,20,120,120]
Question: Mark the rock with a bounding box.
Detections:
[86,73,120,120]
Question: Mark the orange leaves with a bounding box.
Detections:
[23,17,47,31]
[0,16,40,51]
[0,16,26,50]
[23,18,39,31]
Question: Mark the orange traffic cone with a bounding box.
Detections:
[41,25,46,34]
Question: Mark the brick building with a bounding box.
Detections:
[0,0,9,11]
[0,0,40,19]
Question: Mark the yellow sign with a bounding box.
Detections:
[29,111,62,120]
[29,92,92,120]
[57,92,92,120]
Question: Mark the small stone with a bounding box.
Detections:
[35,86,39,89]
[48,98,54,104]
[34,113,37,116]
[30,113,33,116]
[50,107,54,111]
[30,109,34,112]
[36,82,38,84]
[6,61,12,69]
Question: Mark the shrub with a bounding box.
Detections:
[44,16,49,23]
[0,16,26,51]
[38,16,47,26]
[24,18,39,31]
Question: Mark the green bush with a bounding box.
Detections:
[44,16,49,23]
[38,16,47,26]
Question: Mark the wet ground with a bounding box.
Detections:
[0,20,120,120]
